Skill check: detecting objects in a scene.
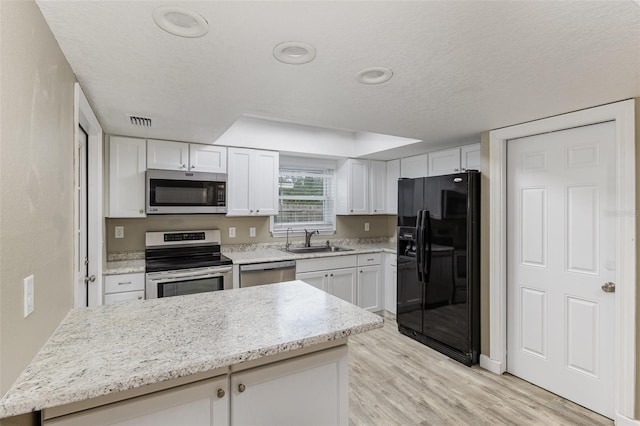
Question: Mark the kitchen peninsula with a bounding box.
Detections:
[0,281,383,425]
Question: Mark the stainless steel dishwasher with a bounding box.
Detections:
[239,260,296,288]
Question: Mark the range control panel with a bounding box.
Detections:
[163,232,206,242]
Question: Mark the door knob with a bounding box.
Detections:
[601,282,616,293]
[84,275,96,284]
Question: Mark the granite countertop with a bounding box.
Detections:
[0,281,383,419]
[103,241,396,274]
[222,241,397,265]
[104,251,145,275]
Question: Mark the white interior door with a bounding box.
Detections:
[76,125,89,307]
[507,121,616,418]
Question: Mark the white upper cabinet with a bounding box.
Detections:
[427,144,481,176]
[147,140,189,171]
[336,159,369,215]
[227,148,278,216]
[428,147,461,176]
[252,150,279,215]
[147,140,227,173]
[400,153,428,178]
[369,160,386,214]
[189,144,227,173]
[386,159,400,214]
[108,136,146,218]
[460,144,481,171]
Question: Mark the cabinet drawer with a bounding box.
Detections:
[104,273,145,294]
[296,255,357,273]
[357,253,381,266]
[104,290,144,305]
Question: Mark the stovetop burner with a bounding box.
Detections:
[145,230,231,273]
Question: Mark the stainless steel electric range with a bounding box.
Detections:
[145,230,233,299]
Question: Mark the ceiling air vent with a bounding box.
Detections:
[128,115,152,127]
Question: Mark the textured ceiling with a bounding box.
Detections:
[36,1,640,152]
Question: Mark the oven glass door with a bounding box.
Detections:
[158,276,225,298]
[149,179,225,208]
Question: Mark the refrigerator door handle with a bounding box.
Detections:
[416,210,423,282]
[423,211,432,283]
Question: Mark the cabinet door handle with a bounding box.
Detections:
[330,274,334,277]
[180,164,186,169]
[250,210,253,213]
[238,384,246,393]
[360,270,363,273]
[139,209,144,214]
[118,281,132,286]
[217,389,225,398]
[137,295,143,300]
[256,209,260,213]
[454,168,460,172]
[325,274,328,277]
[190,165,196,169]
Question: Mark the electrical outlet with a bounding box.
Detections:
[114,226,124,239]
[249,227,256,237]
[24,275,34,318]
[364,222,370,232]
[229,227,236,238]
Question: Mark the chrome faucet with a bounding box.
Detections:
[286,227,293,251]
[304,229,319,247]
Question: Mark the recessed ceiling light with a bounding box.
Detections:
[355,67,393,84]
[273,42,316,65]
[153,6,208,38]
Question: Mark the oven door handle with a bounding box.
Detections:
[147,267,232,284]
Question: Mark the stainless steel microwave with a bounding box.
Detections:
[146,169,227,214]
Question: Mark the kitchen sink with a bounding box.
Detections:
[282,246,354,254]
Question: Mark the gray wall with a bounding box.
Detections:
[106,215,397,253]
[0,0,75,406]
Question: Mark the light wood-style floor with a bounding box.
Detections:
[348,317,613,426]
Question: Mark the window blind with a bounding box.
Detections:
[271,166,335,233]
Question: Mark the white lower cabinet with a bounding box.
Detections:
[357,266,381,311]
[45,376,229,426]
[327,268,357,305]
[384,253,397,314]
[356,253,382,312]
[296,254,383,312]
[295,270,328,292]
[104,291,144,305]
[230,346,348,426]
[104,272,145,305]
[296,256,357,304]
[44,346,349,426]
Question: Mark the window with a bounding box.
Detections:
[271,165,335,235]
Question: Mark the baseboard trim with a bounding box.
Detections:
[616,413,640,425]
[479,354,504,374]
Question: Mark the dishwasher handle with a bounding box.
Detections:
[240,260,296,272]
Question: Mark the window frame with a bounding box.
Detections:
[270,159,337,237]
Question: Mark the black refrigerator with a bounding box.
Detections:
[396,171,480,366]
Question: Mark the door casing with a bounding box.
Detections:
[484,99,636,421]
[74,83,104,307]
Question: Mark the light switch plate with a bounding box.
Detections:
[229,227,236,238]
[364,222,370,232]
[114,226,124,239]
[24,275,34,318]
[249,227,256,237]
